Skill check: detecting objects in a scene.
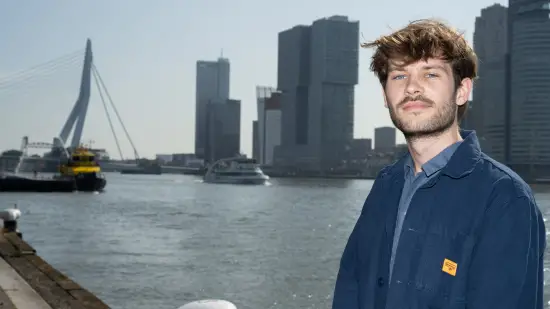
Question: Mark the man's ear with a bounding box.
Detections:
[455,78,473,107]
[382,86,388,108]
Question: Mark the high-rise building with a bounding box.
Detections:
[263,92,282,165]
[277,25,311,147]
[460,100,475,130]
[274,16,359,170]
[195,57,230,158]
[374,126,396,151]
[205,99,240,162]
[255,86,276,164]
[472,4,508,162]
[255,86,282,165]
[252,120,259,161]
[508,0,550,177]
[308,16,359,150]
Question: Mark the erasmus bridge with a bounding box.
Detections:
[0,39,188,173]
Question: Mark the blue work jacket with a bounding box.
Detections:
[332,130,546,309]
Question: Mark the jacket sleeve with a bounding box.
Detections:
[466,188,546,308]
[332,212,363,309]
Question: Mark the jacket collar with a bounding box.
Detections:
[382,129,482,180]
[441,129,482,178]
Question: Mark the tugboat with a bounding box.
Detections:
[56,146,107,191]
[0,145,107,192]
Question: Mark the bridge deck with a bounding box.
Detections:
[0,231,109,308]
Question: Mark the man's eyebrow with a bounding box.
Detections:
[422,65,447,71]
[388,65,405,72]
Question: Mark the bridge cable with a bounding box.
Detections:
[91,66,125,160]
[92,63,140,161]
[0,55,83,93]
[0,61,83,104]
[0,49,84,85]
[0,53,84,98]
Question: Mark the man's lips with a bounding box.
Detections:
[402,101,430,110]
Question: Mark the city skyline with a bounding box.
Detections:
[0,0,509,159]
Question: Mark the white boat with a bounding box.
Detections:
[203,157,269,185]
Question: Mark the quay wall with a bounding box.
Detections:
[0,231,110,309]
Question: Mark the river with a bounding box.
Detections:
[2,173,549,309]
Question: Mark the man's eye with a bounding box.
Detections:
[391,75,405,80]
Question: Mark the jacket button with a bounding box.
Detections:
[377,277,384,287]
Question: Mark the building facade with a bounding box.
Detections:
[195,58,230,158]
[263,92,282,165]
[508,0,550,177]
[274,16,359,170]
[374,126,396,151]
[205,99,240,163]
[252,120,259,161]
[472,4,508,162]
[277,26,311,147]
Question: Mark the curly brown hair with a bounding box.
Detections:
[362,19,478,121]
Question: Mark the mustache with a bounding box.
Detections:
[398,95,434,107]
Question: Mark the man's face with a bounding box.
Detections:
[382,57,471,139]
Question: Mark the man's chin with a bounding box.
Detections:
[399,124,450,138]
[395,118,432,131]
[397,121,439,135]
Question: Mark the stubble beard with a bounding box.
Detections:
[388,93,457,142]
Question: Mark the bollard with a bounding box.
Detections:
[178,300,237,309]
[0,204,22,239]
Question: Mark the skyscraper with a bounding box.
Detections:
[263,91,282,165]
[205,99,240,162]
[472,4,508,162]
[277,25,311,147]
[255,86,281,165]
[274,16,359,170]
[252,120,259,160]
[195,58,230,158]
[308,16,359,152]
[509,0,550,177]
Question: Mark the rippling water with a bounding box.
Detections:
[1,173,549,309]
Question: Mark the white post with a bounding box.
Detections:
[0,205,22,238]
[178,300,237,309]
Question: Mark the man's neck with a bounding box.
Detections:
[407,127,462,173]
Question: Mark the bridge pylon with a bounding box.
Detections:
[57,38,93,149]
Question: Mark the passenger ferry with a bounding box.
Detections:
[203,157,269,185]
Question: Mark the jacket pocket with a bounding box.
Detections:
[414,229,475,308]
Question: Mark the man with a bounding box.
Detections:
[332,19,546,309]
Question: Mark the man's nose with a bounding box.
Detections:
[405,76,423,96]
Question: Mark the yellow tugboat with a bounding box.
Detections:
[57,146,107,192]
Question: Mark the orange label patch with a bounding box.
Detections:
[442,258,457,276]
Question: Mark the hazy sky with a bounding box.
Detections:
[0,0,506,159]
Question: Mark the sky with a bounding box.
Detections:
[0,0,506,159]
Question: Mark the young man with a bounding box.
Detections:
[332,19,546,309]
